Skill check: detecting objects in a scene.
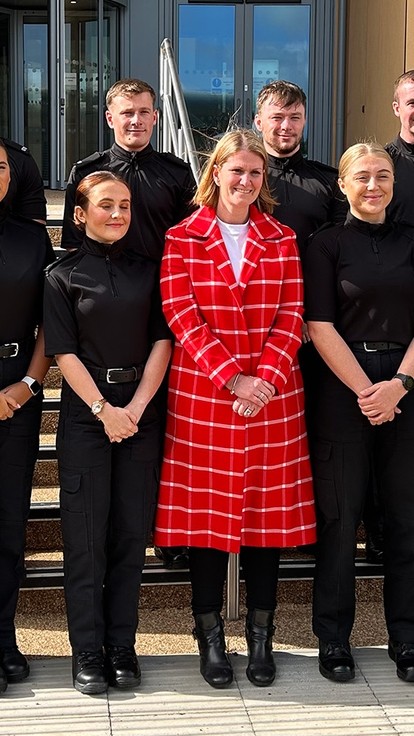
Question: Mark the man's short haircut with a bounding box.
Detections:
[106,79,156,108]
[393,70,414,101]
[256,80,307,115]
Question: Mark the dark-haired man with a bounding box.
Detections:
[254,80,346,256]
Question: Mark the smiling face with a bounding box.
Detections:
[213,150,265,223]
[338,154,394,223]
[393,79,414,144]
[74,180,131,244]
[105,92,157,152]
[255,97,306,157]
[0,145,11,202]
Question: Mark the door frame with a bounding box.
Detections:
[165,0,346,164]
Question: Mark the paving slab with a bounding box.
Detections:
[1,649,414,736]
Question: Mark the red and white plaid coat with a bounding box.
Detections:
[154,205,315,553]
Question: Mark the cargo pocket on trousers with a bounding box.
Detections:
[59,468,89,552]
[311,440,340,521]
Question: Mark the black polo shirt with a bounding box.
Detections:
[44,237,171,368]
[386,135,414,227]
[305,213,414,346]
[61,143,196,262]
[0,208,55,343]
[267,150,348,256]
[2,139,47,222]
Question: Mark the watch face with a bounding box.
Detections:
[404,376,414,391]
[91,400,104,415]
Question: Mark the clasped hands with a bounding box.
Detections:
[98,403,140,443]
[357,379,405,426]
[231,375,275,418]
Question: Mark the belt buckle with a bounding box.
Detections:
[4,342,19,357]
[106,367,123,383]
[363,342,377,352]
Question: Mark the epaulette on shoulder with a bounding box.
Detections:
[306,158,338,175]
[307,220,338,246]
[3,138,32,155]
[45,249,80,275]
[160,151,192,170]
[74,151,107,170]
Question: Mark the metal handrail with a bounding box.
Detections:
[159,38,200,183]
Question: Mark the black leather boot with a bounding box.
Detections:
[192,611,233,688]
[245,609,276,686]
[72,650,108,695]
[0,646,30,682]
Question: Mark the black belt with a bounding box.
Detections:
[351,341,405,352]
[87,364,144,384]
[0,337,34,359]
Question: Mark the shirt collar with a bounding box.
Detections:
[111,141,154,164]
[267,149,304,171]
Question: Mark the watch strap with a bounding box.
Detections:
[21,375,42,396]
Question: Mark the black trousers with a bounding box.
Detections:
[57,380,160,653]
[311,347,414,643]
[189,546,281,615]
[0,350,42,648]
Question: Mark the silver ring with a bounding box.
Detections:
[259,391,266,401]
[244,406,253,416]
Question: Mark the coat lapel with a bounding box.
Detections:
[185,205,286,302]
[185,206,243,308]
[238,207,285,290]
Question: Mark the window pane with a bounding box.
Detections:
[178,5,235,150]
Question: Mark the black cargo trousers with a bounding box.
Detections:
[57,378,161,654]
[311,346,414,645]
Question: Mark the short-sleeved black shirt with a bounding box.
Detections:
[305,213,414,345]
[267,150,348,255]
[61,143,196,261]
[44,237,171,368]
[2,139,47,222]
[0,208,55,343]
[385,135,414,227]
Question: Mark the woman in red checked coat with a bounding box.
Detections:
[154,129,315,689]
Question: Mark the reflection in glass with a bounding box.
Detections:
[0,14,9,138]
[178,5,235,151]
[23,20,48,181]
[65,3,99,177]
[253,5,310,151]
[103,2,120,150]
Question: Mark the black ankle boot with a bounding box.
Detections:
[245,609,276,686]
[192,611,233,688]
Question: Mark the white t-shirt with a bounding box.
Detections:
[217,217,249,282]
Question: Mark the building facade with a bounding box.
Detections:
[0,0,412,189]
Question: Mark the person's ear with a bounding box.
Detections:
[337,177,346,195]
[74,205,87,226]
[213,164,220,186]
[105,109,114,129]
[392,100,400,118]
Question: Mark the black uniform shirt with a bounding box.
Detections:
[385,135,414,227]
[44,237,171,368]
[0,207,55,343]
[61,143,196,261]
[305,213,414,345]
[267,150,347,256]
[2,139,47,222]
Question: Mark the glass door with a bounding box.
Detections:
[23,16,49,181]
[173,1,336,161]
